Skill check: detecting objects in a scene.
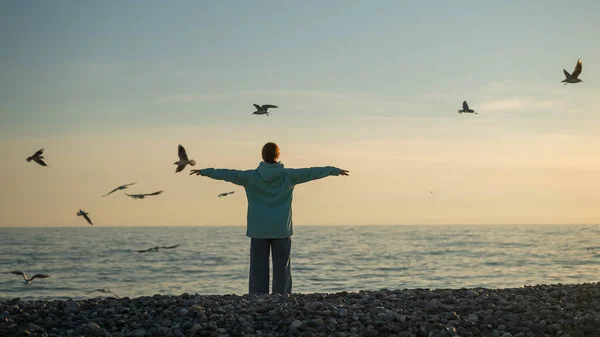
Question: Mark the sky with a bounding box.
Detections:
[1,1,599,226]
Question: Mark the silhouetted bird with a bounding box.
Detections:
[86,289,120,298]
[10,271,50,284]
[218,191,235,198]
[125,191,164,200]
[252,104,278,116]
[102,182,136,197]
[136,244,180,253]
[77,209,94,225]
[26,148,48,167]
[174,144,196,173]
[562,58,583,85]
[458,101,477,114]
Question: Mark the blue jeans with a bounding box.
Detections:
[249,237,292,294]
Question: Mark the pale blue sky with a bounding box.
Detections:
[2,1,599,130]
[1,1,599,226]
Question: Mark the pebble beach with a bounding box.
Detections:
[2,283,600,337]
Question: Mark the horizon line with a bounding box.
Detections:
[1,223,598,228]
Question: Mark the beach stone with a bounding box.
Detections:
[339,308,348,317]
[502,333,513,337]
[291,320,302,328]
[183,299,196,307]
[87,322,102,335]
[28,323,45,332]
[133,329,146,337]
[527,322,544,334]
[66,301,80,311]
[468,314,478,322]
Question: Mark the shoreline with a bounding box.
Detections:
[2,283,599,337]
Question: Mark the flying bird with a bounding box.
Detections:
[561,58,583,85]
[136,244,180,253]
[26,148,48,167]
[102,182,136,197]
[458,101,477,114]
[252,104,278,116]
[86,289,120,298]
[174,144,196,173]
[77,209,93,225]
[125,190,164,200]
[218,191,235,198]
[10,271,50,284]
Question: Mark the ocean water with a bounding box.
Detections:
[1,225,599,300]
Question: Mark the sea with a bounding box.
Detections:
[1,225,599,300]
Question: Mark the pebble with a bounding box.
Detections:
[182,299,196,307]
[0,284,599,336]
[133,329,146,337]
[66,301,80,311]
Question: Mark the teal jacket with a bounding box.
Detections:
[200,162,341,239]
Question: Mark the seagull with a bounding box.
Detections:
[102,182,137,197]
[77,209,93,225]
[10,271,50,284]
[218,191,235,198]
[252,104,278,116]
[136,244,180,253]
[561,58,583,85]
[458,101,477,114]
[86,289,120,298]
[125,190,164,200]
[26,148,48,167]
[174,144,196,173]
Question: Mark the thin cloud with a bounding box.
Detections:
[480,98,563,112]
[157,93,237,103]
[480,99,526,111]
[240,89,377,101]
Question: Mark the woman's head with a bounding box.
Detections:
[262,142,280,164]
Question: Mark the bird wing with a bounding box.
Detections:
[178,144,189,161]
[253,104,262,111]
[146,190,164,196]
[563,69,571,78]
[102,186,121,197]
[33,149,44,157]
[33,157,48,166]
[82,213,93,225]
[160,244,180,249]
[229,191,235,195]
[572,59,582,78]
[125,193,138,198]
[262,105,278,110]
[124,182,137,187]
[175,164,185,173]
[30,274,50,280]
[86,289,104,294]
[136,248,151,253]
[462,101,469,111]
[10,271,27,281]
[108,290,120,298]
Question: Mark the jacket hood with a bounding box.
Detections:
[256,161,285,182]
